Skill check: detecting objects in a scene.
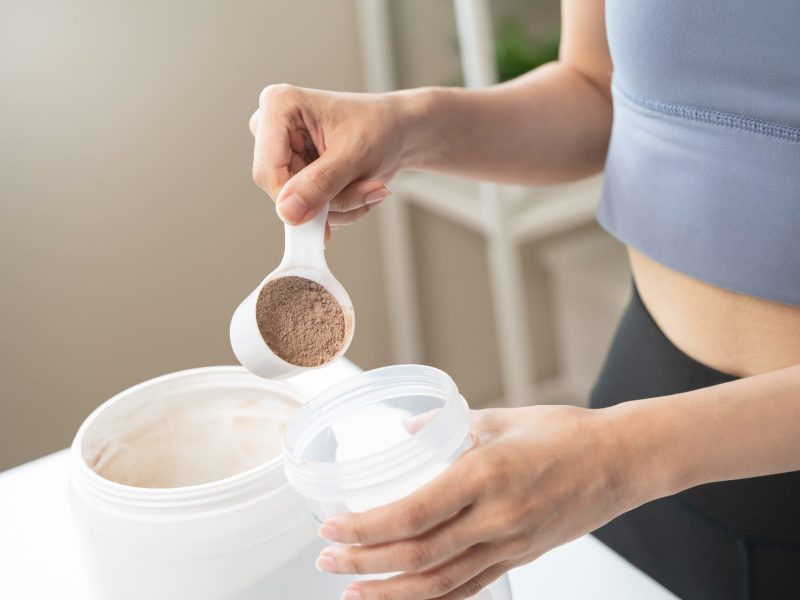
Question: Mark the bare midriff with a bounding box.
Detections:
[628,247,800,378]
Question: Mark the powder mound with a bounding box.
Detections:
[256,276,346,367]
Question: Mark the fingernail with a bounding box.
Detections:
[342,589,362,600]
[319,517,343,541]
[315,551,338,573]
[364,188,390,205]
[276,193,308,224]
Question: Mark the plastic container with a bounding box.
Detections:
[69,366,345,600]
[283,365,513,600]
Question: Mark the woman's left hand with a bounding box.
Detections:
[314,404,656,600]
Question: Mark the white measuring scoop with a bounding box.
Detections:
[230,205,354,379]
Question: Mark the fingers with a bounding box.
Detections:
[276,151,359,225]
[251,84,380,227]
[325,180,388,234]
[329,179,389,213]
[435,562,513,600]
[249,109,259,136]
[252,108,293,201]
[469,408,507,448]
[328,204,372,229]
[320,458,479,546]
[317,505,499,575]
[340,542,508,600]
[403,409,442,435]
[252,84,354,223]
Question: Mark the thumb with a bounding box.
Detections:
[275,152,357,225]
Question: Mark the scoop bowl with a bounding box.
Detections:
[230,205,354,379]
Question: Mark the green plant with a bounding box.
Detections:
[495,19,560,82]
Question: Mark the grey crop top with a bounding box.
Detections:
[597,0,800,306]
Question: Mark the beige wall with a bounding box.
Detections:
[0,0,394,470]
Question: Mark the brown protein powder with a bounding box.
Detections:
[256,276,347,367]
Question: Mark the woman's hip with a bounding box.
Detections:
[589,284,800,599]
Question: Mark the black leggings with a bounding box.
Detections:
[590,285,800,600]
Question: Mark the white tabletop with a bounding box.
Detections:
[0,360,675,599]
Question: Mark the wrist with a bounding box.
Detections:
[599,398,695,511]
[388,86,454,171]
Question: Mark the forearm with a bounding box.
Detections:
[393,61,612,186]
[612,364,800,506]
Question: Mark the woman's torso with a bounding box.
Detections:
[630,249,800,378]
[600,0,800,373]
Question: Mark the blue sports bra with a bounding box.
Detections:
[597,0,800,306]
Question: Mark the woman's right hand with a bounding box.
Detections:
[249,84,426,233]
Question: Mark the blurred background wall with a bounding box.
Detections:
[0,0,629,471]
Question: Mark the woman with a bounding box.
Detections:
[249,1,800,598]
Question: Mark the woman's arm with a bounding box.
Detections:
[621,364,800,499]
[314,365,800,600]
[250,0,611,225]
[407,0,612,185]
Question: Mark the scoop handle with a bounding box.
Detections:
[279,204,329,271]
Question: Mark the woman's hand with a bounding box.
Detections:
[314,405,653,600]
[250,84,430,235]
